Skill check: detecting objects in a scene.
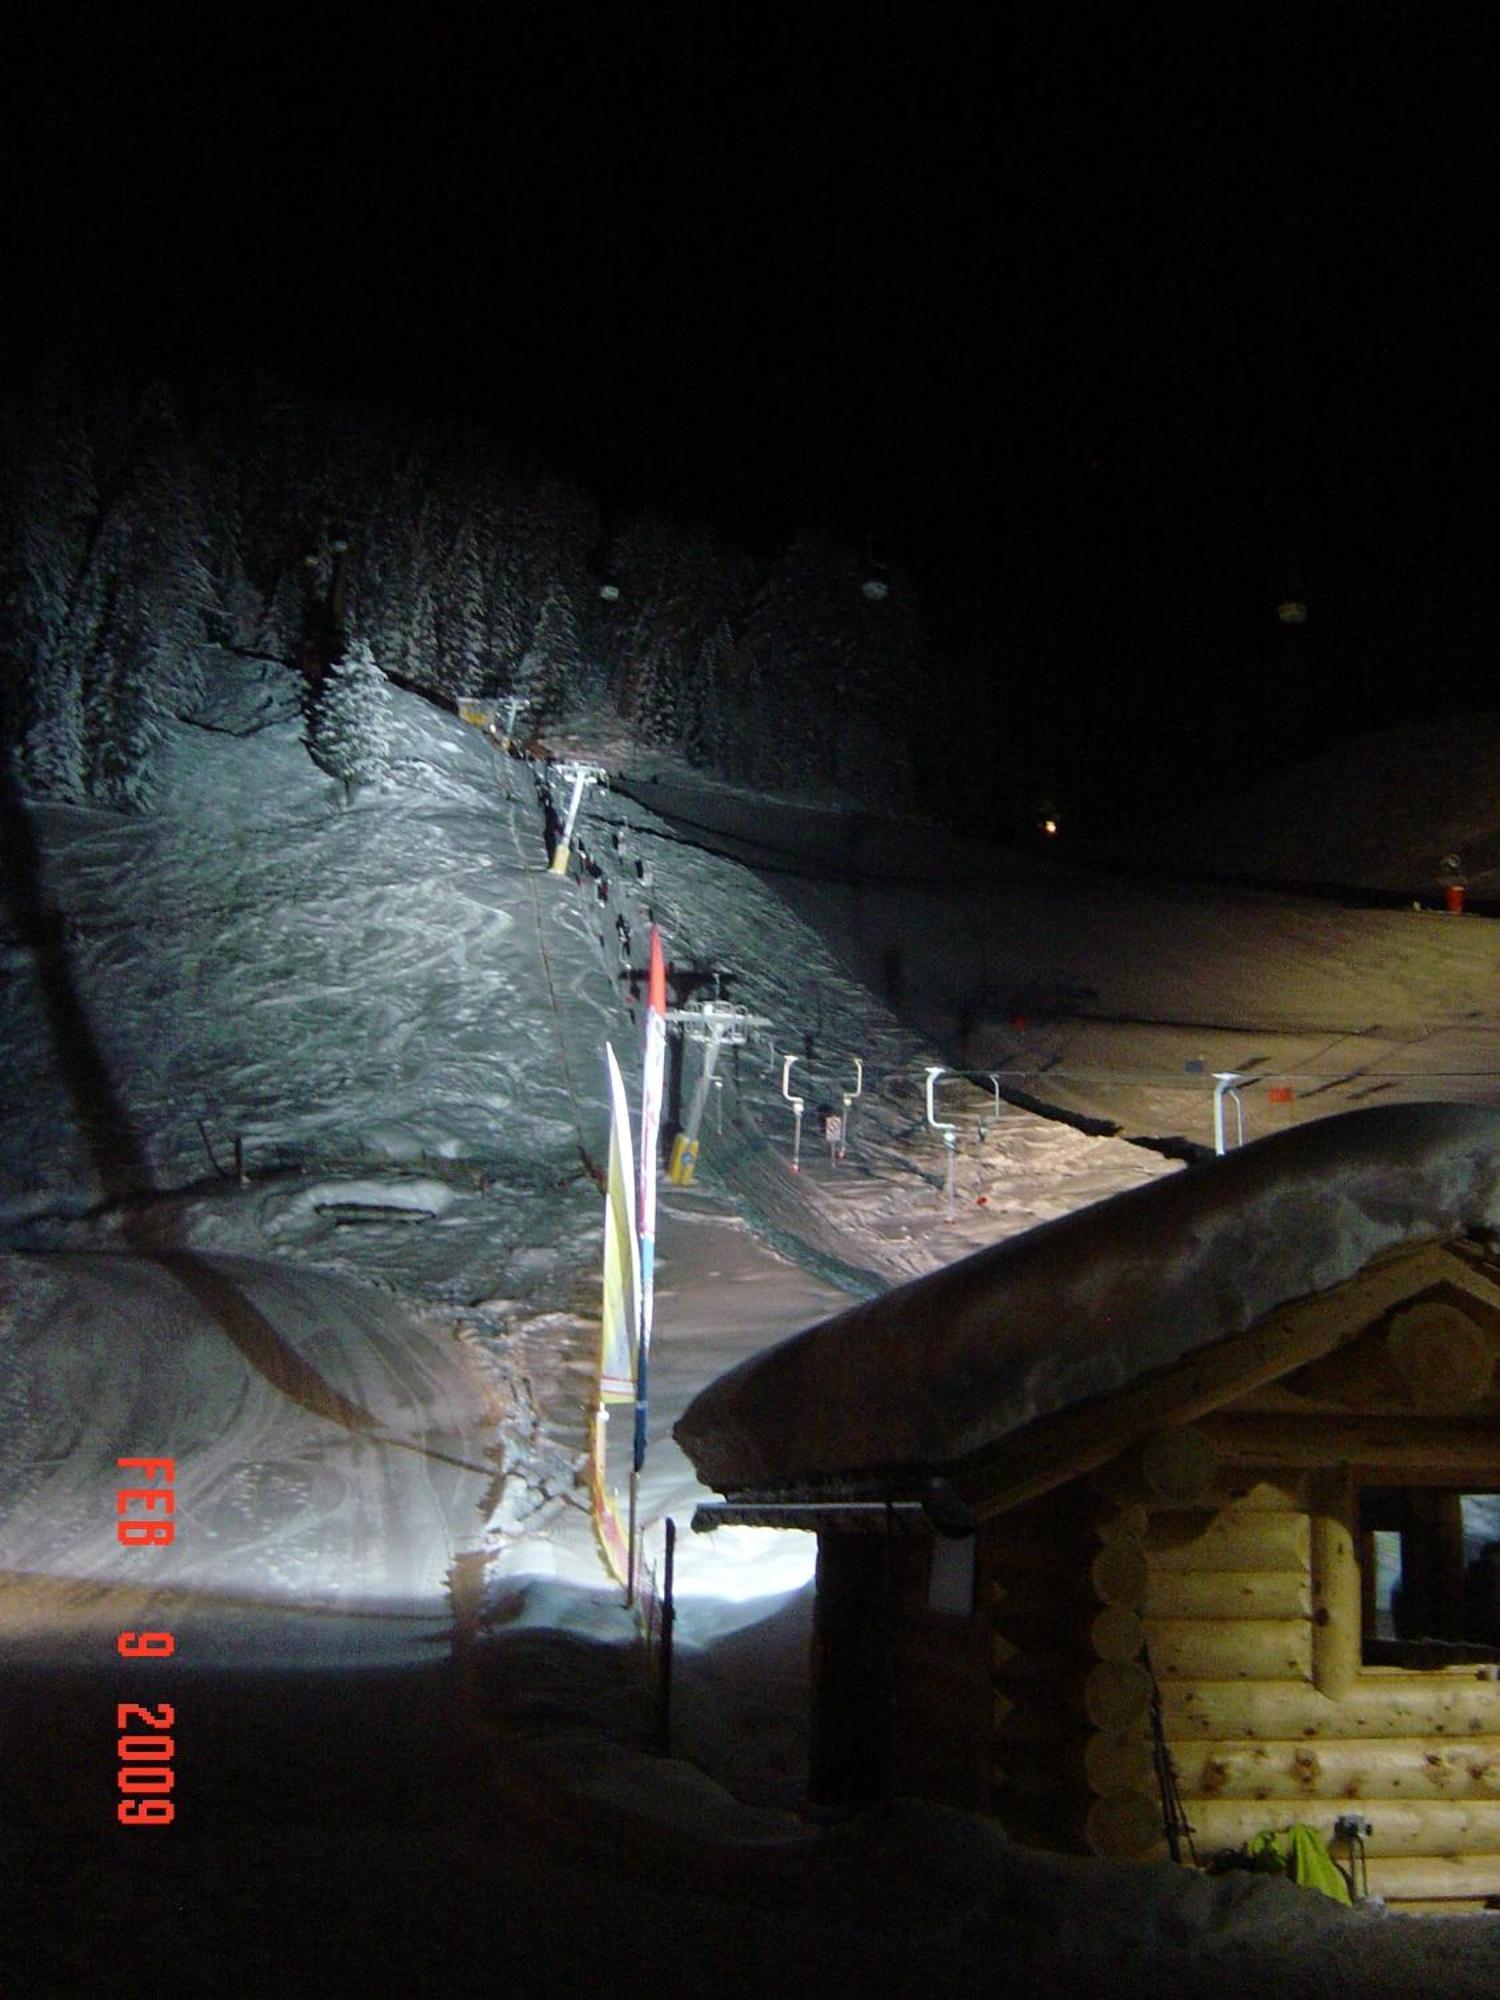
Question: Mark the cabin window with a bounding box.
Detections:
[1358,1487,1500,1666]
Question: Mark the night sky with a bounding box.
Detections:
[3,7,1491,820]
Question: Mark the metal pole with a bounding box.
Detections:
[657,1517,676,1752]
[841,1055,864,1150]
[925,1067,959,1216]
[782,1054,805,1171]
[1212,1072,1244,1155]
[676,1027,725,1174]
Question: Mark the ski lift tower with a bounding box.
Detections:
[925,1066,960,1221]
[498,694,529,750]
[547,759,608,876]
[665,999,771,1186]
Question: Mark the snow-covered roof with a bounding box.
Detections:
[675,1103,1500,1493]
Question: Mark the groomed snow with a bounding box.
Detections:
[7,676,1500,1993]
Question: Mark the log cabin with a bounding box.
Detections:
[676,1103,1500,1913]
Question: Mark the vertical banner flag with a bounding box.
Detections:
[599,1042,641,1401]
[626,927,667,1599]
[635,926,667,1473]
[592,1043,639,1584]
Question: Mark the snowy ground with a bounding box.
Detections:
[5,667,1500,1993]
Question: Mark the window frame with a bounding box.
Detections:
[1357,1479,1500,1669]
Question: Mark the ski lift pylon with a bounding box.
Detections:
[782,1054,806,1173]
[547,759,608,876]
[925,1066,959,1221]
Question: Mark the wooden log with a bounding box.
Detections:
[1363,1854,1500,1902]
[1309,1471,1360,1701]
[1085,1727,1157,1797]
[1094,1427,1220,1508]
[1144,1569,1311,1621]
[1189,1797,1500,1860]
[1090,1605,1146,1664]
[994,1734,1152,1803]
[1386,1301,1496,1411]
[1083,1659,1153,1731]
[1094,1500,1150,1544]
[1149,1510,1309,1573]
[1089,1537,1149,1608]
[992,1600,1144,1663]
[1147,1615,1313,1684]
[1195,1412,1500,1472]
[992,1537,1148,1631]
[1160,1676,1500,1741]
[994,1781,1168,1861]
[1172,1735,1500,1802]
[1380,1897,1491,1915]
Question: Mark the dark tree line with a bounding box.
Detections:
[1,370,938,812]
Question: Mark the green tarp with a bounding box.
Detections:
[1242,1824,1353,1905]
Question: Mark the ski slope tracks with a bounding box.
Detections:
[5,664,1500,1993]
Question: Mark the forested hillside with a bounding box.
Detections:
[0,372,939,813]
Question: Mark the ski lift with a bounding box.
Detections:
[974,1072,1003,1143]
[498,694,529,748]
[1212,1072,1245,1155]
[841,1056,864,1149]
[925,1066,959,1221]
[547,760,608,876]
[782,1054,806,1173]
[456,692,496,729]
[665,1000,771,1185]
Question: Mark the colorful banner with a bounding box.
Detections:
[599,1041,641,1402]
[589,1407,630,1586]
[635,926,667,1472]
[593,1042,641,1586]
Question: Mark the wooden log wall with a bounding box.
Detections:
[1144,1473,1500,1912]
[987,1490,1168,1861]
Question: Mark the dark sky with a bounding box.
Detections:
[3,7,1492,811]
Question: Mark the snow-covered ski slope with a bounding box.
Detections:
[9,674,1500,1993]
[0,667,1175,1305]
[0,1248,502,1667]
[0,664,1176,1647]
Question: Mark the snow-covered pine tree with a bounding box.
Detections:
[686,615,740,768]
[5,380,104,801]
[0,385,97,717]
[516,585,585,726]
[305,637,393,798]
[435,519,489,700]
[72,390,219,809]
